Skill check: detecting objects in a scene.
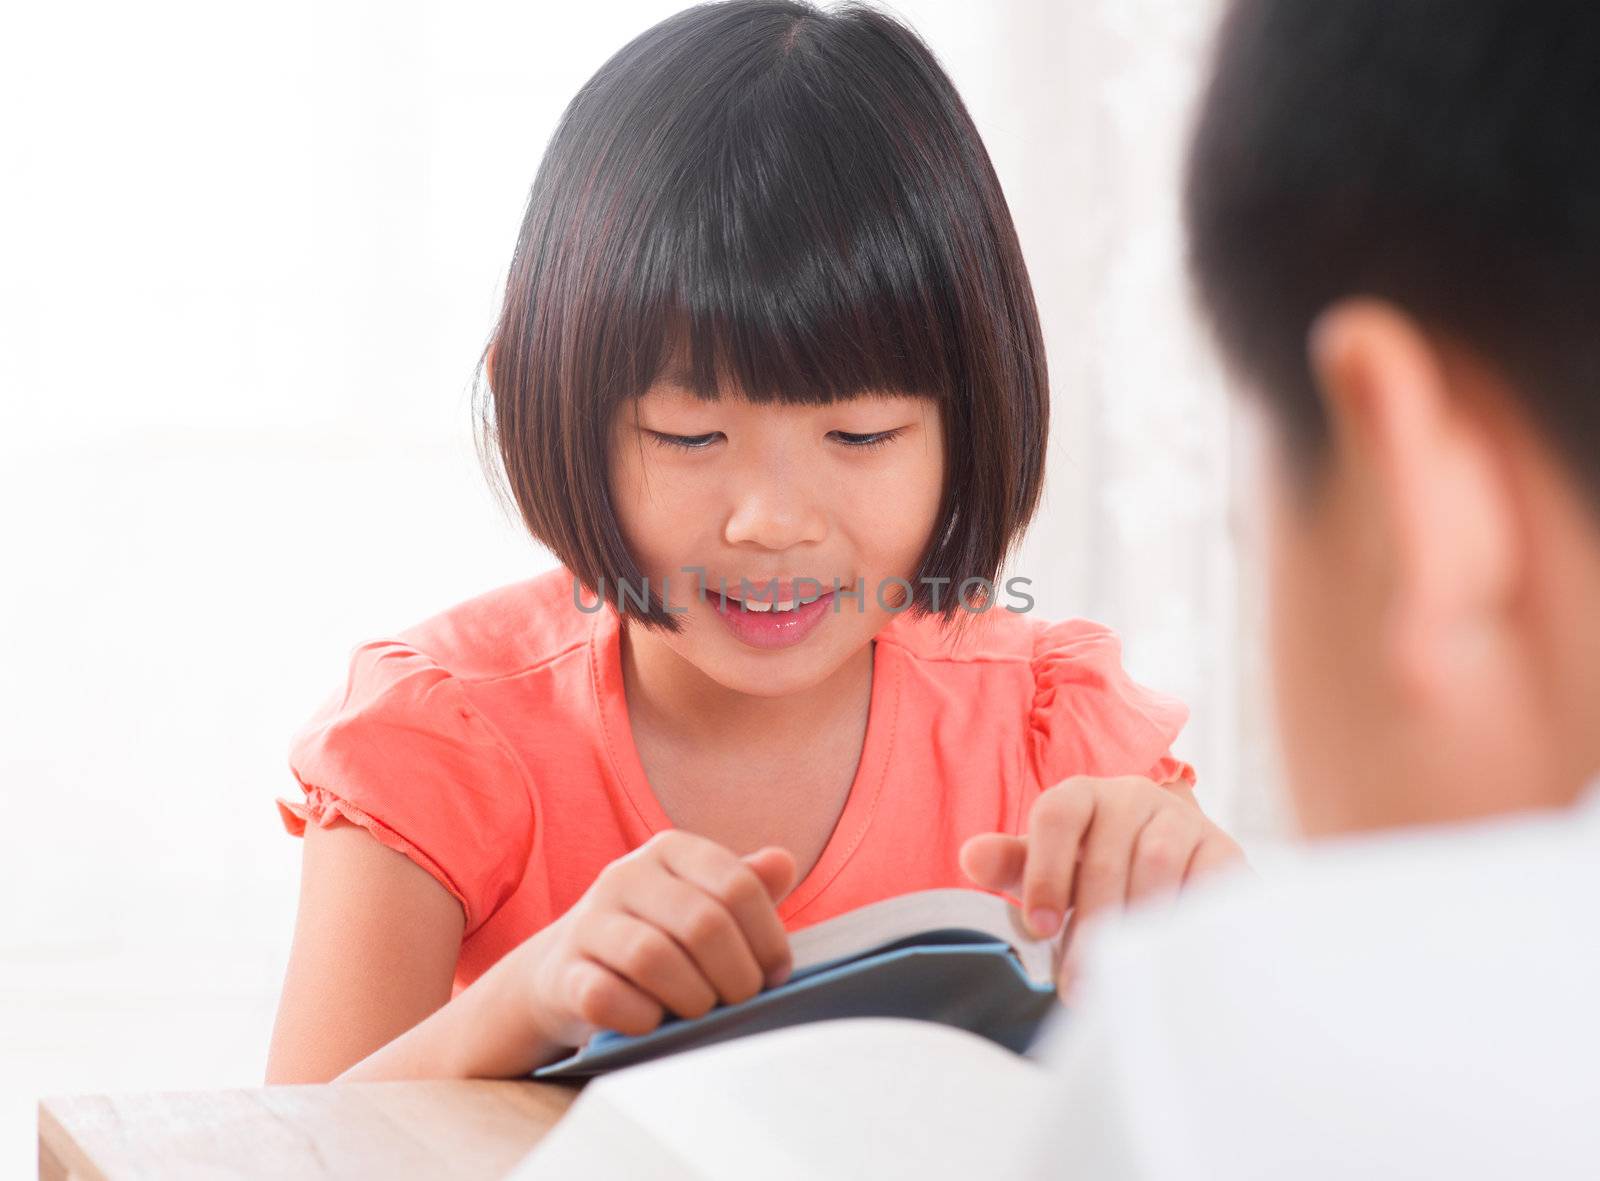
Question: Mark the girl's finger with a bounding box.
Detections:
[1020,786,1096,938]
[1070,790,1155,924]
[658,833,793,989]
[1054,912,1094,1001]
[1127,805,1203,906]
[1184,832,1246,883]
[562,956,666,1039]
[959,832,1027,894]
[623,870,771,1001]
[742,845,798,902]
[579,910,719,1022]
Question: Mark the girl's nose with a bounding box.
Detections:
[723,475,829,552]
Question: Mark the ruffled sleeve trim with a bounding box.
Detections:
[276,638,538,939]
[1028,618,1196,798]
[276,782,472,923]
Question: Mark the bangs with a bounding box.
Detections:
[646,194,962,407]
[567,6,983,412]
[645,79,967,408]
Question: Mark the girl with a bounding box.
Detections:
[266,0,1242,1084]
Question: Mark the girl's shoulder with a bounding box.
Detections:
[296,565,592,751]
[878,606,1195,789]
[386,565,594,683]
[874,601,1117,665]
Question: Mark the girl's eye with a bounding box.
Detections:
[829,427,906,451]
[647,431,722,450]
[647,428,905,451]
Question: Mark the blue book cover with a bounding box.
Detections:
[534,888,1065,1080]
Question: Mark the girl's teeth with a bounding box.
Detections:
[734,589,829,613]
[743,598,796,613]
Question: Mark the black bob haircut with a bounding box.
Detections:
[1185,1,1600,506]
[474,0,1048,631]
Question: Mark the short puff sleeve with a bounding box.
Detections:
[1028,618,1196,795]
[276,640,536,938]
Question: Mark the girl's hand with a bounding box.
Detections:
[514,830,797,1050]
[958,774,1245,953]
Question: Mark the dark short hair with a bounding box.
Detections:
[475,0,1048,630]
[1185,1,1600,505]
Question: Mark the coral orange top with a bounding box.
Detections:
[277,566,1194,996]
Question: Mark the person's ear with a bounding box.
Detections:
[1307,298,1520,710]
[485,341,500,394]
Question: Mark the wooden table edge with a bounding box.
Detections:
[37,1078,583,1181]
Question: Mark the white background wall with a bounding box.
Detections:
[0,1,1277,1172]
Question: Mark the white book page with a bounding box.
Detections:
[512,1017,1056,1181]
[787,887,1068,985]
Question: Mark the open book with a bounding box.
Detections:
[513,1017,1060,1180]
[533,887,1069,1080]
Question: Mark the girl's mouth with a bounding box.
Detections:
[712,589,837,650]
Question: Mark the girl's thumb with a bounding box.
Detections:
[742,845,798,901]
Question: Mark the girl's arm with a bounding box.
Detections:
[265,815,555,1083]
[266,818,799,1083]
[266,815,455,1081]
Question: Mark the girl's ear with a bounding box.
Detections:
[1307,298,1520,714]
[485,341,501,395]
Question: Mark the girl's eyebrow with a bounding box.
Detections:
[660,362,695,389]
[645,371,927,407]
[647,365,728,403]
[641,379,707,406]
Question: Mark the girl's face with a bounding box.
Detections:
[608,382,945,697]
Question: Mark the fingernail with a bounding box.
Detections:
[1027,908,1061,938]
[766,964,792,989]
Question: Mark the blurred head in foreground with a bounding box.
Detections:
[1186,1,1600,835]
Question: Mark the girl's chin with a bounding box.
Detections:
[692,634,861,698]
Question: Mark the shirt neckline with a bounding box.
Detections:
[588,603,902,924]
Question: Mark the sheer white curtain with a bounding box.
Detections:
[918,0,1282,838]
[0,2,1278,1173]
